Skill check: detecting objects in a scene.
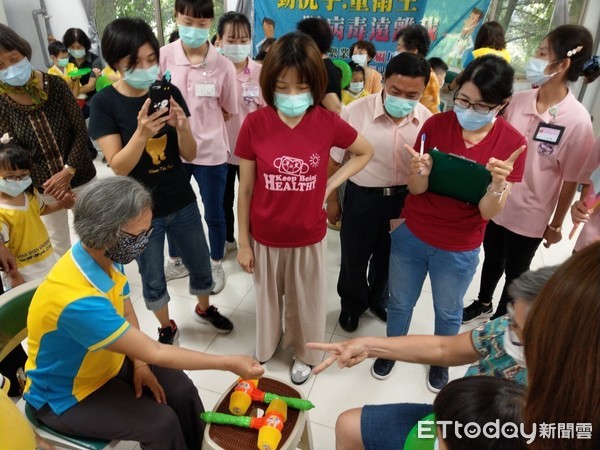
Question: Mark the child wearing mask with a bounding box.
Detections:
[0,133,74,289]
[342,61,370,105]
[47,41,80,98]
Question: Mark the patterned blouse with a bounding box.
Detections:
[0,73,96,190]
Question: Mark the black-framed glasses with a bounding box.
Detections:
[506,302,523,347]
[0,174,31,182]
[453,92,500,114]
[119,226,153,240]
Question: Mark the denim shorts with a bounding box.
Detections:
[137,202,213,310]
[361,403,434,450]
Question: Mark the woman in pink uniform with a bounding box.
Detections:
[464,25,600,323]
[571,137,600,252]
[218,12,264,255]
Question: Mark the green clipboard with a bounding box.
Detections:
[428,148,491,205]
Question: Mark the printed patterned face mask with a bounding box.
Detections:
[105,227,153,264]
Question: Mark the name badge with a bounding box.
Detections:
[242,82,259,104]
[533,122,565,145]
[195,81,216,97]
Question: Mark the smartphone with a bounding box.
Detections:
[148,79,171,116]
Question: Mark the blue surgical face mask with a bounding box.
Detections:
[68,48,86,59]
[0,176,32,197]
[525,57,556,86]
[179,25,210,49]
[384,93,418,118]
[223,44,251,63]
[454,104,498,131]
[215,47,224,55]
[274,92,313,117]
[0,58,33,87]
[57,58,69,68]
[349,81,364,94]
[123,64,160,90]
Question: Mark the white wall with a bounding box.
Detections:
[0,1,8,25]
[2,0,88,69]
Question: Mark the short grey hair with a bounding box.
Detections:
[73,176,153,249]
[508,266,559,303]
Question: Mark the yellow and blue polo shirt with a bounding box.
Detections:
[24,241,131,415]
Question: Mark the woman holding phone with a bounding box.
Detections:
[89,17,233,346]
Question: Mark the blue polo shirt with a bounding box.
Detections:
[24,241,131,414]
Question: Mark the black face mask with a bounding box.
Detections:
[104,228,152,264]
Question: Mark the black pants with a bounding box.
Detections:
[34,359,205,450]
[223,163,239,243]
[477,220,543,316]
[338,181,407,317]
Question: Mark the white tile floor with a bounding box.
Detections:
[72,160,577,450]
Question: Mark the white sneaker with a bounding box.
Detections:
[165,259,189,281]
[210,260,225,295]
[290,359,312,385]
[224,240,237,259]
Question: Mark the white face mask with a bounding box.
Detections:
[223,44,251,63]
[525,57,557,86]
[351,54,368,67]
[503,327,526,368]
[349,81,364,94]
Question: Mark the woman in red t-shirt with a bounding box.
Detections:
[373,55,527,392]
[235,32,373,385]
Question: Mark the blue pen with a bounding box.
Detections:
[420,133,426,157]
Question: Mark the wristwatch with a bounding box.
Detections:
[548,224,562,233]
[64,164,76,176]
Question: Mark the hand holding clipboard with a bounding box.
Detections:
[404,144,525,204]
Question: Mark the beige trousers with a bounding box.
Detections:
[252,238,327,366]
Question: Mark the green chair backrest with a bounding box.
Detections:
[0,279,111,450]
[404,413,437,450]
[0,279,40,361]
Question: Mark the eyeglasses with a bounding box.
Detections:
[506,302,523,347]
[0,174,30,182]
[453,93,500,114]
[119,226,153,240]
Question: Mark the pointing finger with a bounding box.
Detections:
[506,145,526,163]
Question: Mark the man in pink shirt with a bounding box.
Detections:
[327,53,433,332]
[159,0,239,294]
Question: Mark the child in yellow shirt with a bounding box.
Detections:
[47,41,80,98]
[0,134,74,289]
[342,61,371,105]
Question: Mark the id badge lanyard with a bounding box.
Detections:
[195,70,217,98]
[533,106,565,155]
